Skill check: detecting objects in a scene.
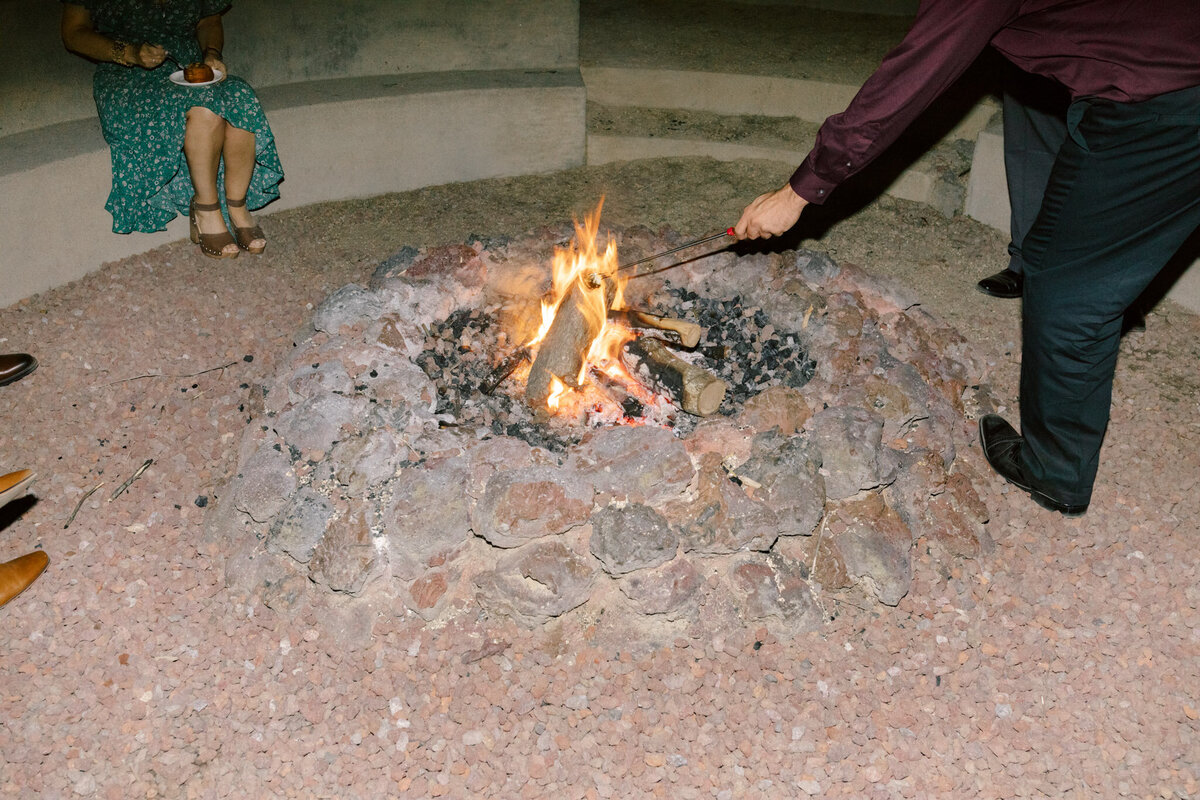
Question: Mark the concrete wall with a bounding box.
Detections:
[0,0,579,137]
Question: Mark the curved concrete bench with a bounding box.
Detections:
[0,69,585,307]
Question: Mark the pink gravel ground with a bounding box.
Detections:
[0,160,1197,798]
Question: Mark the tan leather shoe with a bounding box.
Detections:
[0,469,34,508]
[0,551,48,608]
[0,353,37,386]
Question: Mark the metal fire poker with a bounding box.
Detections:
[586,227,734,288]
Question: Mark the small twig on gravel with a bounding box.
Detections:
[109,459,153,502]
[64,483,104,529]
[94,360,239,389]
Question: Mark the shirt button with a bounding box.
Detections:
[817,189,825,195]
[846,161,852,168]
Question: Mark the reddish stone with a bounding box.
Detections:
[827,493,913,606]
[618,556,702,616]
[310,502,379,594]
[471,465,594,548]
[410,571,448,610]
[737,386,813,435]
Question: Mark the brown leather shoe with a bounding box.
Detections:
[0,469,35,508]
[0,353,37,386]
[0,551,48,608]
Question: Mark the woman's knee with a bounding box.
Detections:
[186,106,224,134]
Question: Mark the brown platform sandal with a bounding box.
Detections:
[189,197,238,259]
[226,196,266,254]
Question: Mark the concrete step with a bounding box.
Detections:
[585,98,977,219]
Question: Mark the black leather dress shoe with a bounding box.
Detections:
[976,269,1023,299]
[0,353,37,387]
[978,414,1088,517]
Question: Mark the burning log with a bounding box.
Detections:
[608,308,702,348]
[621,337,727,417]
[526,278,617,408]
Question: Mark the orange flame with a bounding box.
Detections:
[547,376,567,412]
[526,199,640,415]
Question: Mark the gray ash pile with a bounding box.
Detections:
[662,286,816,410]
[414,306,578,453]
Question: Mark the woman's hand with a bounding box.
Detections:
[733,183,809,240]
[131,43,167,69]
[203,53,227,74]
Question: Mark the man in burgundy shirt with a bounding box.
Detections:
[735,0,1200,516]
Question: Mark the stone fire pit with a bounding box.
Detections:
[211,224,997,638]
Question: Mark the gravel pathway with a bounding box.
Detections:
[1,158,1197,798]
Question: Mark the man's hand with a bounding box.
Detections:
[734,183,808,240]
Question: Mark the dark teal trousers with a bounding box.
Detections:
[1019,84,1200,507]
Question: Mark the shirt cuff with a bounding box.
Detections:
[789,162,837,205]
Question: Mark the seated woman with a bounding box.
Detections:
[61,0,283,259]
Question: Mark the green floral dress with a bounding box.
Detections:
[65,0,283,234]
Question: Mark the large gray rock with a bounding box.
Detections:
[827,494,912,606]
[330,428,407,497]
[885,449,991,558]
[665,453,781,555]
[617,556,702,616]
[589,503,678,576]
[312,284,385,334]
[273,394,366,456]
[474,540,596,626]
[728,552,822,633]
[567,425,694,507]
[810,406,900,500]
[736,431,826,538]
[231,443,297,524]
[287,359,354,403]
[268,487,334,564]
[309,502,380,595]
[380,464,474,580]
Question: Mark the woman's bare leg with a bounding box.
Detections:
[222,123,265,251]
[183,107,238,257]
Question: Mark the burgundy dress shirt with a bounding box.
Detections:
[790,0,1200,204]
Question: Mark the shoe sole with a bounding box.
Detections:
[978,421,1088,517]
[0,551,49,609]
[0,470,35,508]
[975,285,1022,299]
[0,358,38,387]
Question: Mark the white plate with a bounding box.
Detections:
[169,68,225,88]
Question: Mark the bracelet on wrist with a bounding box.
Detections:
[111,39,130,66]
[203,46,223,58]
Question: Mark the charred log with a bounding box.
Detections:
[526,278,616,408]
[608,308,702,348]
[621,337,727,416]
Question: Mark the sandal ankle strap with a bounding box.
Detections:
[226,197,248,208]
[192,198,222,212]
